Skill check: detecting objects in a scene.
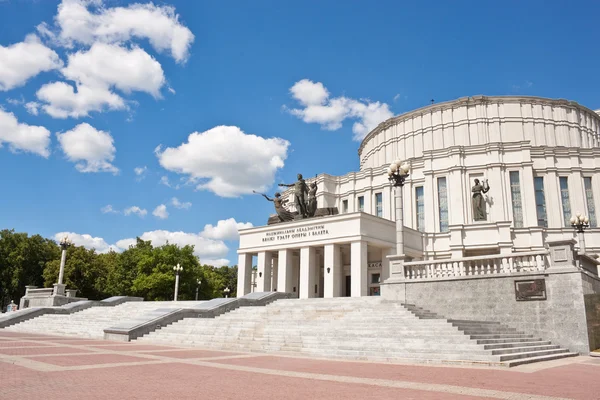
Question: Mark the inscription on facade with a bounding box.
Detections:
[261,224,330,242]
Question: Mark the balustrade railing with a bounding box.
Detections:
[400,251,548,280]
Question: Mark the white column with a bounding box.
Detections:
[351,241,368,297]
[256,251,272,292]
[277,249,293,293]
[299,247,316,299]
[324,244,341,298]
[173,273,180,301]
[394,186,404,256]
[271,257,278,292]
[381,247,392,281]
[58,248,67,285]
[236,253,253,297]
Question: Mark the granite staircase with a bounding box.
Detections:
[3,301,206,339]
[135,297,576,366]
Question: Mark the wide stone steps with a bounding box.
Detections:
[2,297,578,367]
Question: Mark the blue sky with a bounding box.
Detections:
[1,0,599,266]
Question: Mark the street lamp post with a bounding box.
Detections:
[54,236,73,296]
[224,287,230,298]
[385,160,411,283]
[173,263,183,301]
[195,279,202,301]
[570,212,590,255]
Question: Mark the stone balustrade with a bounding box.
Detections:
[396,250,549,280]
[24,288,54,297]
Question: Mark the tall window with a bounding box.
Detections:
[415,186,424,232]
[584,177,597,227]
[509,171,524,228]
[437,177,449,232]
[342,199,348,214]
[375,193,383,217]
[534,177,547,228]
[358,196,364,212]
[559,177,571,227]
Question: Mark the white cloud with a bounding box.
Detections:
[57,122,118,173]
[201,218,253,241]
[36,42,166,119]
[289,79,329,106]
[25,102,40,115]
[0,109,51,157]
[124,206,147,217]
[6,97,24,105]
[37,81,125,118]
[115,230,228,260]
[54,231,118,253]
[62,42,165,97]
[152,204,168,219]
[156,125,290,197]
[286,79,394,141]
[101,204,118,214]
[134,166,147,176]
[0,34,63,91]
[171,197,191,209]
[393,93,400,102]
[168,86,175,94]
[202,258,230,267]
[44,0,194,63]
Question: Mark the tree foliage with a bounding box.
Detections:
[0,229,238,306]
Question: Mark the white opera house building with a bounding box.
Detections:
[236,95,600,299]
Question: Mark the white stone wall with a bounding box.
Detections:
[284,96,600,258]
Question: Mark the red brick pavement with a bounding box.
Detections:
[1,331,599,400]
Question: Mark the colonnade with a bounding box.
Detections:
[237,241,392,298]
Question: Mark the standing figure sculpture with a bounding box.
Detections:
[279,174,309,218]
[472,178,490,221]
[256,191,294,222]
[306,182,318,218]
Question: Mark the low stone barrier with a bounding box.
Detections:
[103,292,293,342]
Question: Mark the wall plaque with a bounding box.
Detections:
[514,279,547,301]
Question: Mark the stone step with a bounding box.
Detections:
[498,348,570,362]
[504,352,578,367]
[469,333,533,340]
[476,337,543,345]
[482,340,551,350]
[448,319,501,325]
[490,345,560,355]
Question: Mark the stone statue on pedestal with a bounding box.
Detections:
[306,182,318,218]
[256,191,294,223]
[279,173,309,218]
[472,178,490,221]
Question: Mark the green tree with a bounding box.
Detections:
[0,229,59,309]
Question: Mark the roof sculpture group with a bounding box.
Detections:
[256,173,338,225]
[257,173,491,225]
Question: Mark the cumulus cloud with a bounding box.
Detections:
[37,81,125,118]
[115,229,228,260]
[201,218,253,241]
[134,166,147,176]
[0,34,63,91]
[285,79,394,141]
[57,123,118,173]
[152,204,168,219]
[156,126,290,197]
[0,109,51,157]
[201,258,230,267]
[36,42,165,118]
[40,0,194,63]
[62,43,165,96]
[101,204,118,214]
[54,231,118,253]
[171,197,191,209]
[24,102,41,115]
[124,206,147,217]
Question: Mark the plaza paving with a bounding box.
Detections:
[0,331,598,400]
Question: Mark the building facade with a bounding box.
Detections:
[237,95,600,298]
